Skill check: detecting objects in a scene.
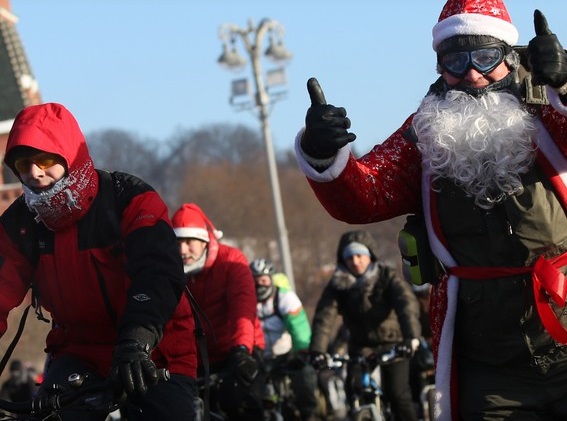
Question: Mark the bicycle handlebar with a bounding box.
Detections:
[323,343,412,370]
[0,368,169,416]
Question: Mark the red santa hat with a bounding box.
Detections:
[432,0,519,51]
[171,203,223,242]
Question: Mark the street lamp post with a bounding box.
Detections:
[217,18,295,290]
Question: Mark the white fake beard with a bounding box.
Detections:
[413,90,538,209]
[184,250,207,275]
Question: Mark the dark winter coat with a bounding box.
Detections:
[310,230,421,355]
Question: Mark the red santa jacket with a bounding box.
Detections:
[184,237,262,365]
[294,88,567,421]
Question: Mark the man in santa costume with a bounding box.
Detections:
[294,0,567,419]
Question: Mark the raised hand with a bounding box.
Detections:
[527,10,567,88]
[301,77,356,160]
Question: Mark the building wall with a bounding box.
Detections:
[0,0,32,212]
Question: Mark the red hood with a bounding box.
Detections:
[5,103,91,174]
[5,103,98,230]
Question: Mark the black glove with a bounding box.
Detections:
[301,77,357,159]
[309,351,328,370]
[228,346,258,386]
[527,10,567,88]
[111,330,158,397]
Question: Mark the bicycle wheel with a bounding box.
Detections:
[352,407,375,421]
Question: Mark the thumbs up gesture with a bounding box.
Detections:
[301,78,356,160]
[527,9,567,89]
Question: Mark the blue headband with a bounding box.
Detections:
[342,242,371,260]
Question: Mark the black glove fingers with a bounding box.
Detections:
[315,104,346,120]
[333,133,357,148]
[333,106,347,119]
[229,347,259,386]
[307,77,327,106]
[112,338,158,397]
[302,77,357,160]
[534,9,551,36]
[131,360,147,395]
[528,9,567,88]
[319,115,350,129]
[141,359,159,385]
[120,362,136,395]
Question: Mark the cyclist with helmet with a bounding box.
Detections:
[250,259,318,421]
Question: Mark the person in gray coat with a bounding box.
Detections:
[309,230,422,421]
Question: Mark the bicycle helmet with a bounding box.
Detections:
[250,258,275,276]
[250,259,275,302]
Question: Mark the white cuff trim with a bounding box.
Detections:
[294,128,351,183]
[547,86,567,116]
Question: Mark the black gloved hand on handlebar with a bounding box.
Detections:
[309,351,328,370]
[228,346,259,387]
[301,78,357,160]
[111,328,158,397]
[527,10,567,89]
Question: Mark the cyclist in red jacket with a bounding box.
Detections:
[172,203,265,421]
[0,103,198,421]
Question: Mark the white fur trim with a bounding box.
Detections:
[173,227,209,242]
[546,86,567,117]
[294,128,351,182]
[0,118,14,135]
[432,13,519,51]
[534,119,567,186]
[422,170,457,421]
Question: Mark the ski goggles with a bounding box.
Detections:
[14,152,63,173]
[438,44,509,78]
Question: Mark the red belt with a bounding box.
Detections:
[448,253,567,344]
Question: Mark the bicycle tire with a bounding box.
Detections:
[352,407,375,421]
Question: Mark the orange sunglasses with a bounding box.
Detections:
[14,153,63,174]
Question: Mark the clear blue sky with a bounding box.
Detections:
[11,1,567,155]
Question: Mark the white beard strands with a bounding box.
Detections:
[413,90,538,209]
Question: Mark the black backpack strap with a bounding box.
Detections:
[184,286,212,421]
[273,287,283,320]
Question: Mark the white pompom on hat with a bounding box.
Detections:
[171,203,222,242]
[432,0,519,52]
